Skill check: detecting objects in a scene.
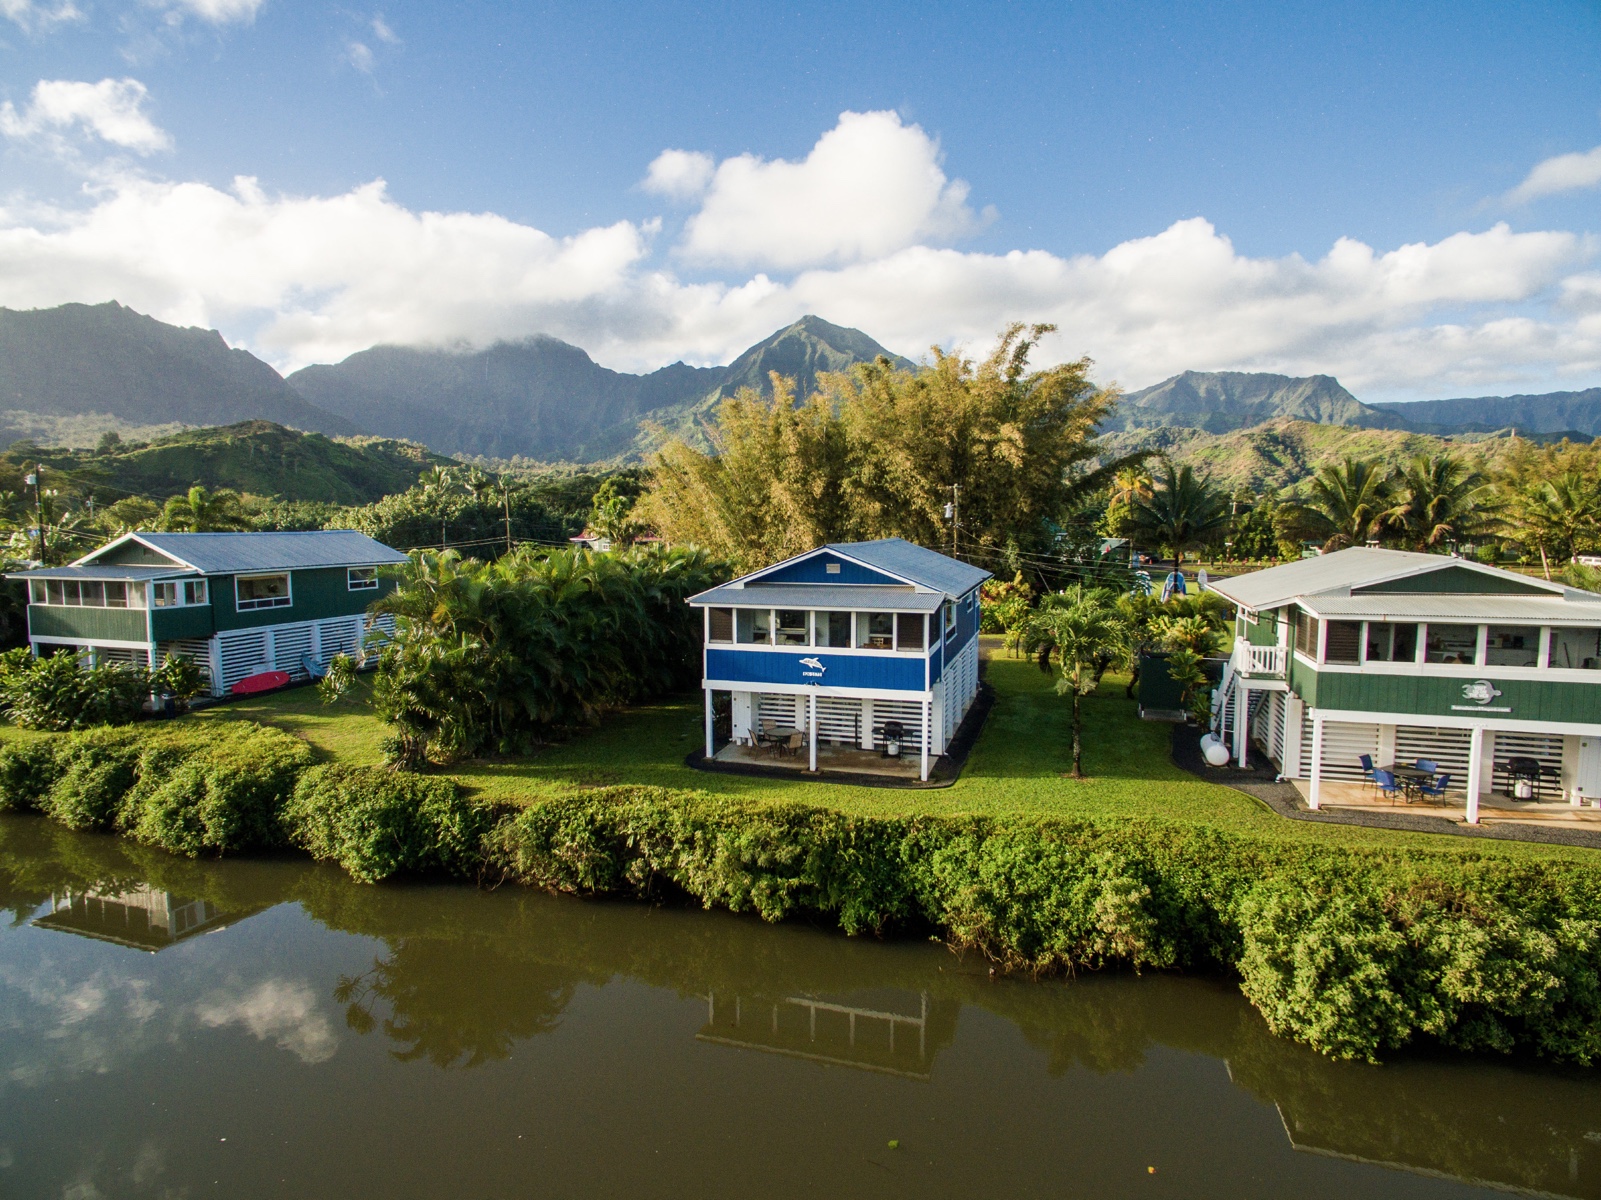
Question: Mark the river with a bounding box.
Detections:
[2,812,1599,1199]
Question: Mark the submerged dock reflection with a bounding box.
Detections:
[33,885,256,951]
[698,990,956,1080]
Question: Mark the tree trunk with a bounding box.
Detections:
[1539,545,1552,581]
[1071,689,1084,778]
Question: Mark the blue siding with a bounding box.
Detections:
[705,648,926,692]
[930,639,944,686]
[750,553,904,587]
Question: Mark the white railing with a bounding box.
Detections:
[1235,642,1286,677]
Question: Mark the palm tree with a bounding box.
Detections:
[1277,456,1393,551]
[158,485,252,533]
[1125,460,1232,576]
[1033,586,1125,778]
[1504,471,1601,579]
[1384,454,1492,551]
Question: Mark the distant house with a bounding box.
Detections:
[12,530,408,695]
[688,538,989,781]
[1209,547,1601,821]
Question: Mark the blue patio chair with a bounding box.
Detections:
[1372,769,1403,804]
[1415,759,1439,774]
[1416,773,1452,802]
[1358,753,1376,790]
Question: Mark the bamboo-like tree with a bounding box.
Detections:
[1032,586,1126,778]
[157,485,252,533]
[1124,460,1231,576]
[1275,457,1394,551]
[1383,453,1492,551]
[1503,471,1601,579]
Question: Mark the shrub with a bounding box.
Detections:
[37,729,144,831]
[282,764,491,883]
[0,647,151,730]
[0,738,59,812]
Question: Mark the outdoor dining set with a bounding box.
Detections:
[1356,754,1561,805]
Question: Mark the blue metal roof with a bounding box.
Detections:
[689,583,945,611]
[11,565,190,580]
[822,538,990,595]
[79,530,408,575]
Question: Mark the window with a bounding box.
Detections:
[1365,622,1417,662]
[856,612,894,650]
[62,581,81,606]
[184,580,207,606]
[1294,607,1316,657]
[1425,623,1479,665]
[33,577,143,608]
[105,581,127,609]
[943,601,957,640]
[236,573,291,611]
[735,608,772,644]
[45,580,63,606]
[1324,621,1361,663]
[1485,625,1539,667]
[896,612,925,651]
[707,607,733,642]
[814,611,852,647]
[153,582,180,607]
[775,610,809,645]
[1549,627,1601,670]
[29,582,43,604]
[127,583,146,609]
[348,567,379,591]
[825,562,841,575]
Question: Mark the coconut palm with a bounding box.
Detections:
[158,485,252,533]
[1384,454,1492,551]
[1032,585,1126,778]
[1503,471,1601,579]
[1125,460,1232,575]
[1276,457,1394,551]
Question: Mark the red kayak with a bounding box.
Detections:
[231,669,291,696]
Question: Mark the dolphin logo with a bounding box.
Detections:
[799,656,824,672]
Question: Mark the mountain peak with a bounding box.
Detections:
[1106,369,1402,435]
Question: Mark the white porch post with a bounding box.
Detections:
[808,691,818,773]
[1308,714,1325,810]
[703,688,714,760]
[1466,724,1485,824]
[920,698,930,782]
[1233,679,1249,767]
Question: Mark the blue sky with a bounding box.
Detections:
[1,0,1598,400]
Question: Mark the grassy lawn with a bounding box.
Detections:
[131,638,1595,862]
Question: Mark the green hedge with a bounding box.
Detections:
[7,726,1601,1064]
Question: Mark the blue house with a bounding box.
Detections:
[688,538,990,780]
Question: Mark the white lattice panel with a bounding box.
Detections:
[218,631,270,690]
[1394,725,1473,784]
[757,694,804,731]
[872,699,926,751]
[815,697,862,745]
[97,646,149,667]
[317,617,361,660]
[1315,720,1382,782]
[1491,730,1563,794]
[271,623,316,678]
[157,639,211,683]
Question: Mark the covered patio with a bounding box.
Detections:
[1289,777,1601,832]
[710,739,925,780]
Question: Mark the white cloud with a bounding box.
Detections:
[370,13,398,44]
[196,979,337,1064]
[0,78,171,155]
[671,110,991,271]
[0,0,84,33]
[642,149,714,202]
[150,0,264,27]
[1507,144,1601,205]
[345,40,374,74]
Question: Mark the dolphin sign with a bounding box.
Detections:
[799,656,826,678]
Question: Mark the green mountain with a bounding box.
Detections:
[0,301,356,437]
[287,315,912,461]
[1106,370,1403,434]
[1371,388,1601,437]
[1,420,450,506]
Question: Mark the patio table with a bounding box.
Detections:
[1387,765,1437,801]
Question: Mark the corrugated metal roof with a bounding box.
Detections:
[80,530,408,575]
[9,565,193,580]
[1208,547,1564,610]
[1301,594,1601,622]
[689,583,946,611]
[826,538,990,595]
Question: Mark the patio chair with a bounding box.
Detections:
[1358,754,1376,791]
[1414,759,1439,774]
[755,719,776,749]
[1372,769,1403,805]
[778,731,803,758]
[1416,773,1452,803]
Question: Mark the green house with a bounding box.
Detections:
[1208,547,1601,822]
[13,530,408,695]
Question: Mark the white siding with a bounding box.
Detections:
[1394,725,1473,784]
[814,697,863,745]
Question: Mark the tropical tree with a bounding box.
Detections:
[588,477,640,546]
[1031,586,1126,778]
[158,485,252,533]
[1124,461,1231,575]
[1383,453,1492,551]
[1275,456,1394,551]
[1502,471,1601,579]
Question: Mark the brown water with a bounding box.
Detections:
[4,813,1601,1199]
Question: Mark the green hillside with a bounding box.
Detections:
[0,420,451,506]
[1099,418,1520,492]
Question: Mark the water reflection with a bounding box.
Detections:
[6,810,1601,1199]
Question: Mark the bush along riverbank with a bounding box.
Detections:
[5,725,1601,1065]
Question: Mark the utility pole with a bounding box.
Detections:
[502,478,512,554]
[943,484,960,557]
[24,466,42,564]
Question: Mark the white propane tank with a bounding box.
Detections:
[1199,733,1230,767]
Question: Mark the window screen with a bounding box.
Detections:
[707,607,733,642]
[1425,623,1479,665]
[896,612,925,651]
[1324,621,1361,663]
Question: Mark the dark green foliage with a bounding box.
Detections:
[0,738,57,812]
[0,648,150,730]
[282,764,492,883]
[40,729,142,830]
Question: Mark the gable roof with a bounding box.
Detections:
[77,530,408,575]
[736,538,988,596]
[1207,547,1570,611]
[688,583,946,612]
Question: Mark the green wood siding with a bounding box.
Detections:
[28,605,147,643]
[151,605,215,640]
[1355,565,1550,596]
[1244,608,1281,647]
[1289,653,1318,707]
[91,542,185,567]
[1302,667,1601,724]
[212,567,394,631]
